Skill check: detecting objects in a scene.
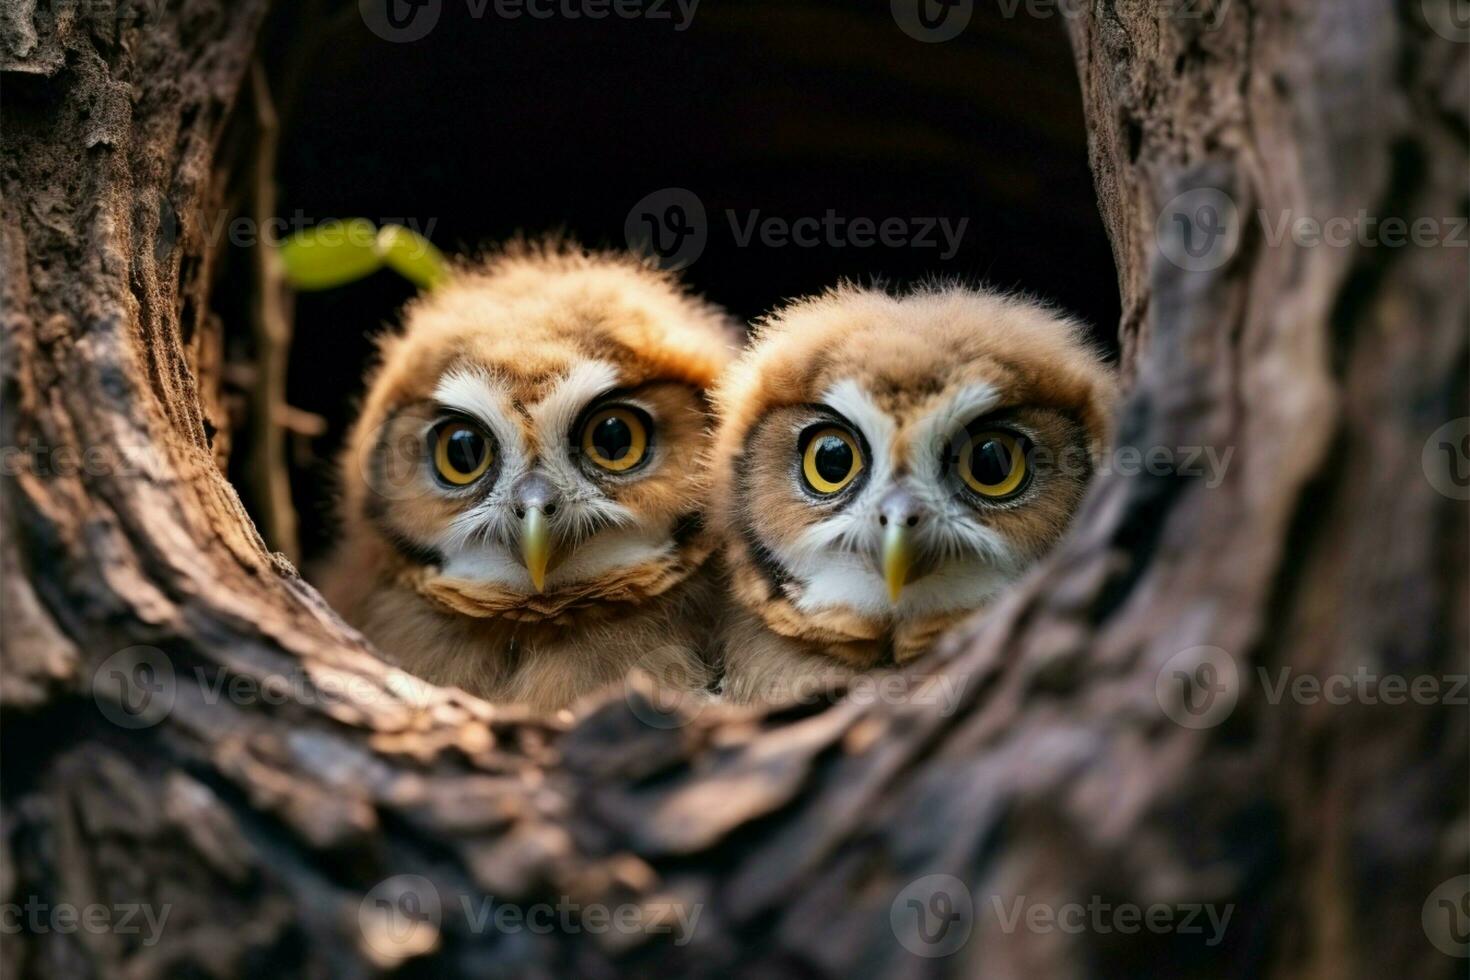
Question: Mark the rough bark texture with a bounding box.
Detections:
[1,1,1466,978]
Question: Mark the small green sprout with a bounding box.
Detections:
[278,219,449,291]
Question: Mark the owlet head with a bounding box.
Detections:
[711,283,1117,658]
[344,241,739,619]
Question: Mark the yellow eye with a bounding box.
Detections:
[432,420,492,486]
[958,429,1029,498]
[581,407,649,472]
[801,426,863,494]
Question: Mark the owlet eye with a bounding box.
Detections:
[959,429,1030,499]
[801,426,863,495]
[431,419,493,486]
[581,406,650,472]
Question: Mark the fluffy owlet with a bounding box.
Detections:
[710,284,1117,703]
[321,243,739,710]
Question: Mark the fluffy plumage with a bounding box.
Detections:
[321,242,740,710]
[709,283,1117,703]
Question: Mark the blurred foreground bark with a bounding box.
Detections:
[1,1,1466,977]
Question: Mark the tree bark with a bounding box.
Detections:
[1,1,1465,978]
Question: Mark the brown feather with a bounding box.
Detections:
[710,283,1118,703]
[319,241,738,711]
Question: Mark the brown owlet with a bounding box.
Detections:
[322,242,739,710]
[708,283,1117,703]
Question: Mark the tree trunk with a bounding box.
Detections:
[1,1,1465,978]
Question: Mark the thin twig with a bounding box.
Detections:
[247,60,299,561]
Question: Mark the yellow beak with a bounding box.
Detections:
[882,522,913,603]
[521,507,552,593]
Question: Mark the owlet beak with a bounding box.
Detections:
[520,507,552,593]
[882,522,913,603]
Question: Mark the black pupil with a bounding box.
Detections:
[813,435,854,484]
[445,427,485,474]
[971,439,1012,486]
[592,416,634,462]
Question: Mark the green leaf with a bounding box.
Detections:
[375,224,449,291]
[278,218,383,290]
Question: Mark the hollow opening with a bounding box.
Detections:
[217,0,1119,569]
